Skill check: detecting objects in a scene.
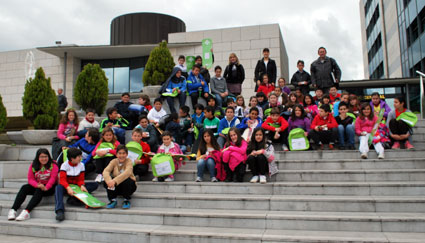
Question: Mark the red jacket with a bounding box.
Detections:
[311,115,338,129]
[261,116,288,132]
[140,141,151,165]
[257,84,275,97]
[330,93,341,103]
[59,161,85,188]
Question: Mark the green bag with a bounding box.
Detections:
[268,123,281,128]
[202,38,213,69]
[397,111,418,127]
[162,88,179,97]
[221,127,230,135]
[151,153,175,177]
[264,108,272,117]
[93,142,115,159]
[288,128,309,151]
[69,184,106,208]
[347,112,357,124]
[126,141,143,165]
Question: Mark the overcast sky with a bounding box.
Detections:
[0,0,364,80]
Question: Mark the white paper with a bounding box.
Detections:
[291,138,307,150]
[75,193,87,198]
[154,161,173,176]
[127,150,140,163]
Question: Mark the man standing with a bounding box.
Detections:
[290,60,311,95]
[310,47,341,94]
[254,48,277,92]
[57,88,68,112]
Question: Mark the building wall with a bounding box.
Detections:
[168,24,288,101]
[360,0,370,79]
[0,49,76,116]
[382,0,402,78]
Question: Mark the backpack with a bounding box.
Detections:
[396,112,418,127]
[151,153,175,177]
[126,141,143,165]
[288,128,309,151]
[93,142,115,159]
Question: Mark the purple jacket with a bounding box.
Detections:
[369,100,391,118]
[281,86,291,95]
[288,117,311,132]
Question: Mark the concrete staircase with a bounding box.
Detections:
[0,122,424,242]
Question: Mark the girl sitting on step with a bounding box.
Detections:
[195,129,221,182]
[92,127,120,183]
[153,131,184,182]
[8,148,58,221]
[247,128,276,184]
[221,127,248,182]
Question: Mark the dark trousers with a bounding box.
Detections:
[12,184,55,212]
[103,178,137,201]
[224,162,246,182]
[55,182,98,212]
[247,155,268,176]
[94,156,115,174]
[190,92,210,108]
[265,129,288,146]
[166,93,187,114]
[389,119,410,142]
[308,128,337,145]
[133,164,149,178]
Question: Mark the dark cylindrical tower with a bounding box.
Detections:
[110,13,186,45]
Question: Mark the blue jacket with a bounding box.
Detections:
[187,72,209,95]
[69,138,96,165]
[236,117,263,129]
[218,117,240,135]
[191,113,205,127]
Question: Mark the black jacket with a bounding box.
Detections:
[114,101,133,121]
[254,58,277,84]
[291,70,311,94]
[224,63,245,84]
[310,56,341,89]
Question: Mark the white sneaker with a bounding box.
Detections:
[250,176,259,183]
[361,153,368,159]
[15,210,30,221]
[195,177,202,182]
[211,177,218,182]
[164,176,174,182]
[7,209,16,220]
[152,177,158,182]
[282,144,289,151]
[259,175,267,184]
[95,174,103,183]
[378,153,385,159]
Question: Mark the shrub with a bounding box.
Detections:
[22,67,58,129]
[74,63,109,116]
[142,41,175,86]
[0,95,7,132]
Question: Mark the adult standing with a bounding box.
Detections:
[224,53,245,96]
[310,47,341,94]
[254,48,277,92]
[291,60,311,95]
[57,88,68,112]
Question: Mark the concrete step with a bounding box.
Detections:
[0,233,93,243]
[276,149,425,160]
[1,216,425,243]
[2,205,425,233]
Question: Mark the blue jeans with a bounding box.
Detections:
[214,94,224,108]
[55,182,98,212]
[197,158,216,178]
[166,93,187,114]
[217,136,226,149]
[112,127,126,144]
[337,124,355,146]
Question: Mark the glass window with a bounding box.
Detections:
[384,87,396,94]
[130,67,144,93]
[103,68,114,93]
[365,88,384,95]
[113,67,130,94]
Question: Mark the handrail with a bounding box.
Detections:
[416,70,425,119]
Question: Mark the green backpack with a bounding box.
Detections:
[397,112,418,127]
[151,153,175,177]
[264,108,272,117]
[162,88,179,97]
[288,128,309,151]
[93,142,115,159]
[126,141,143,165]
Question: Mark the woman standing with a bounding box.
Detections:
[224,53,245,96]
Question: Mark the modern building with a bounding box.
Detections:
[0,12,289,117]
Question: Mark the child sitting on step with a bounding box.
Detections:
[153,131,184,182]
[92,127,120,183]
[247,128,276,184]
[222,127,248,182]
[196,129,221,182]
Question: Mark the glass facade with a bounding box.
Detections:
[364,0,385,79]
[81,56,148,94]
[397,0,425,77]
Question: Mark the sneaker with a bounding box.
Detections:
[95,174,103,183]
[392,141,400,149]
[16,210,30,221]
[250,176,259,183]
[378,153,385,159]
[152,177,159,182]
[361,153,368,159]
[282,144,289,151]
[55,210,65,221]
[211,177,218,182]
[195,177,202,182]
[106,200,117,209]
[405,141,414,150]
[122,200,131,209]
[259,175,267,184]
[328,144,334,150]
[7,209,16,220]
[164,176,174,182]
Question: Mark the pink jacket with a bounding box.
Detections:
[157,142,184,171]
[355,116,377,135]
[221,140,248,171]
[57,122,79,140]
[305,104,318,118]
[27,163,59,191]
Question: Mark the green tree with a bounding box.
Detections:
[0,95,7,132]
[74,63,109,116]
[142,41,175,86]
[22,67,59,129]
